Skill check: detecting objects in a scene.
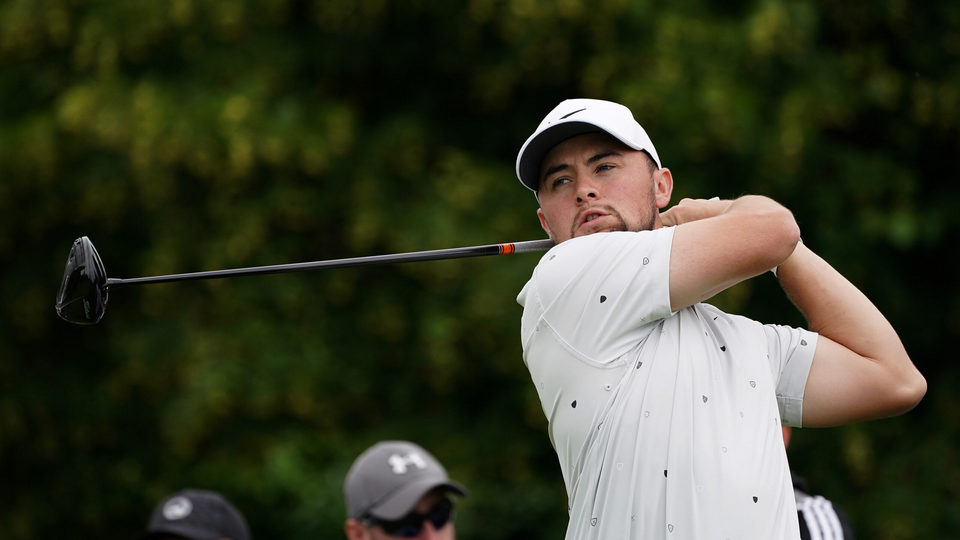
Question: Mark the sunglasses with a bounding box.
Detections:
[364,498,455,538]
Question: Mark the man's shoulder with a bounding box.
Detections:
[537,229,673,270]
[560,228,672,249]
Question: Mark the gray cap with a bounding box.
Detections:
[143,489,250,540]
[344,441,468,520]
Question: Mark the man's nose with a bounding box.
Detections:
[576,179,599,203]
[417,521,444,539]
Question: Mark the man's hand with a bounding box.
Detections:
[660,198,734,227]
[666,195,799,311]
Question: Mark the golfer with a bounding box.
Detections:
[514,98,926,539]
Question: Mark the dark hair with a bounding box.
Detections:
[641,150,659,175]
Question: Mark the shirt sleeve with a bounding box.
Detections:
[525,228,675,364]
[763,324,818,426]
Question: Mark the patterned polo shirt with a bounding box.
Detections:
[517,228,817,539]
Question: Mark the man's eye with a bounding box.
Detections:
[550,177,571,189]
[596,164,614,173]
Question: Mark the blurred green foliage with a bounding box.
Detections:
[1,0,958,538]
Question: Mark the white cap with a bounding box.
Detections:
[515,98,661,192]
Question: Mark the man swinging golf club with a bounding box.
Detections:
[514,98,926,539]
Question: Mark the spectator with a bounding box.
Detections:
[142,488,250,540]
[344,440,468,539]
[783,426,856,539]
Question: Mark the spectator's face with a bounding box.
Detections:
[535,132,672,243]
[379,491,454,540]
[346,490,456,540]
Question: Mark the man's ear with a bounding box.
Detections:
[536,208,556,242]
[653,168,674,210]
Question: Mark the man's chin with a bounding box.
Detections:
[573,222,625,238]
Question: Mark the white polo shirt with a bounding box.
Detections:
[517,228,817,540]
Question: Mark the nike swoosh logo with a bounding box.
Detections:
[559,108,587,119]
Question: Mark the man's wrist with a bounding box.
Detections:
[772,238,803,278]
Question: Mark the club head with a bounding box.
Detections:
[56,236,109,325]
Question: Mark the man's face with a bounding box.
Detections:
[535,132,672,243]
[362,490,455,540]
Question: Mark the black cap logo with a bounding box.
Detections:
[559,108,587,119]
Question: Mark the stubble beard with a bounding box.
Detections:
[554,179,661,241]
[629,182,660,233]
[566,204,657,239]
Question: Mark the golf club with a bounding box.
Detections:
[55,236,555,325]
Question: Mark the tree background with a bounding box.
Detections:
[2,0,958,538]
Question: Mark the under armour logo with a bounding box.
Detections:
[162,496,193,520]
[387,452,428,474]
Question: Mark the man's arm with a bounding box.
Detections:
[662,195,801,312]
[777,242,926,426]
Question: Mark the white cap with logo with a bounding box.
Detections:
[515,98,662,192]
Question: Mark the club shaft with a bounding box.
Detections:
[105,239,554,287]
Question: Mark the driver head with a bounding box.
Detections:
[56,236,108,325]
